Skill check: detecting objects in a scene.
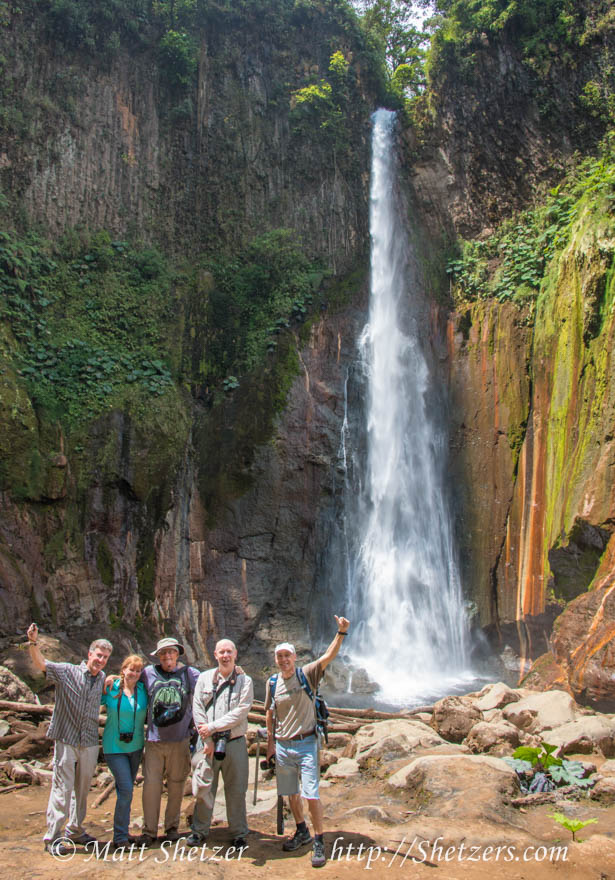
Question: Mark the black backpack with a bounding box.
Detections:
[269,667,330,744]
[150,665,192,728]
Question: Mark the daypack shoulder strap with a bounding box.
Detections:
[296,667,314,701]
[269,673,278,705]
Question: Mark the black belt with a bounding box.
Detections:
[277,729,315,742]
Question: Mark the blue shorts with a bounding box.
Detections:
[275,735,319,799]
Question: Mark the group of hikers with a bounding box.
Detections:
[26,613,350,869]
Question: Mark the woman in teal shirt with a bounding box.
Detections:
[102,654,148,847]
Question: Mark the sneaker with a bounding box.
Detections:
[311,839,326,868]
[282,827,313,851]
[186,832,207,847]
[135,833,156,848]
[45,839,72,857]
[71,832,97,845]
[163,828,184,842]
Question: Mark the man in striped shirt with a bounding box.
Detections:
[27,622,112,857]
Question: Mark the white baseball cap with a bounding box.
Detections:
[275,642,296,655]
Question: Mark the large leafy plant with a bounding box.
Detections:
[503,742,594,790]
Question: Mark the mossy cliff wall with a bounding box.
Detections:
[408,4,615,696]
[446,214,615,631]
[0,1,377,667]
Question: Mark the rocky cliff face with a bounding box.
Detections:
[408,12,615,700]
[1,2,614,704]
[1,9,375,273]
[0,2,377,675]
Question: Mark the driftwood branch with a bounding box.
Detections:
[0,700,105,726]
[92,780,116,808]
[0,782,29,795]
[0,700,51,715]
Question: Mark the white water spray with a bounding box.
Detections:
[345,109,471,704]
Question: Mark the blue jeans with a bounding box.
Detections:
[105,750,143,843]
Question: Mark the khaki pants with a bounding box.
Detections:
[142,739,191,837]
[192,736,249,839]
[45,741,99,843]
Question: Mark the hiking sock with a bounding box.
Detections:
[296,822,308,834]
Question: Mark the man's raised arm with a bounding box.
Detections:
[26,622,46,674]
[315,614,350,671]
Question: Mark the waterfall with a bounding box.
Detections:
[343,109,471,704]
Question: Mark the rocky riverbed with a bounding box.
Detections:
[1,670,614,878]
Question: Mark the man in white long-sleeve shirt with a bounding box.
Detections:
[187,639,253,848]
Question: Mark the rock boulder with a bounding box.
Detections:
[386,754,519,821]
[547,715,615,757]
[502,689,580,732]
[431,695,482,743]
[354,719,447,768]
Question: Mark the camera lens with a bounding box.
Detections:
[213,738,227,760]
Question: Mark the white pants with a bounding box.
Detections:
[45,741,99,843]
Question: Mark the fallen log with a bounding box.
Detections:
[0,782,29,795]
[0,700,106,726]
[512,785,577,808]
[327,707,412,720]
[0,733,28,748]
[0,700,50,715]
[92,780,115,808]
[6,759,36,784]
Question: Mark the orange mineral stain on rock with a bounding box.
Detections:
[115,92,138,165]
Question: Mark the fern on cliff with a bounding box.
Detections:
[447,136,615,305]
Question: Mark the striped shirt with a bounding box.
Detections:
[45,660,104,747]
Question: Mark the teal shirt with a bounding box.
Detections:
[102,680,148,754]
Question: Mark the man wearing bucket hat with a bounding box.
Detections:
[265,614,349,868]
[136,637,200,846]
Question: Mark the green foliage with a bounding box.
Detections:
[291,50,353,150]
[203,229,324,387]
[579,55,615,125]
[548,812,598,842]
[512,741,561,770]
[41,0,150,54]
[504,742,594,793]
[0,227,176,426]
[96,539,114,588]
[427,0,585,74]
[447,139,615,304]
[158,29,197,90]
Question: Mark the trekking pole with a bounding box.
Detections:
[253,727,266,805]
[277,793,284,836]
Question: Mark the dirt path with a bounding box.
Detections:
[1,761,613,879]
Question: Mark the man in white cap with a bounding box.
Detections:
[136,637,200,846]
[265,614,350,868]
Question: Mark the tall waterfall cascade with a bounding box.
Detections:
[342,109,472,705]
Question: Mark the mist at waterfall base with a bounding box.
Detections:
[326,109,478,709]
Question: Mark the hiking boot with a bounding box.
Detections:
[311,838,326,868]
[231,837,247,848]
[282,827,313,851]
[45,839,72,857]
[135,833,156,848]
[186,832,207,847]
[71,832,97,846]
[163,828,183,842]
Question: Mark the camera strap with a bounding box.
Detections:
[204,667,238,720]
[116,683,139,735]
